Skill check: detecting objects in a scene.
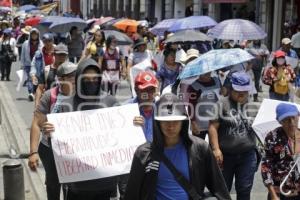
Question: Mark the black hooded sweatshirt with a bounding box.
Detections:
[66,58,119,193]
[124,115,231,200]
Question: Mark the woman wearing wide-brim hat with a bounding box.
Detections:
[125,93,231,200]
[16,26,32,59]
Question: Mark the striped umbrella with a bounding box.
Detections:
[207,19,267,40]
[149,18,177,36]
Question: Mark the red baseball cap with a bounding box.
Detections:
[274,50,286,58]
[135,71,158,90]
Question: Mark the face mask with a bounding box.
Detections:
[82,81,100,96]
[110,44,116,50]
[276,58,285,65]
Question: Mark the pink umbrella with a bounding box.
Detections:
[94,17,114,26]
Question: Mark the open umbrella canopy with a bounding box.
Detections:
[252,99,300,144]
[207,19,267,40]
[18,5,38,12]
[94,17,114,26]
[149,18,177,36]
[100,18,123,30]
[165,30,212,43]
[49,17,87,33]
[179,48,254,79]
[39,16,63,26]
[25,16,42,26]
[103,30,133,45]
[113,19,139,33]
[168,16,217,32]
[0,6,11,13]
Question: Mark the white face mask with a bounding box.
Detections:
[276,58,285,65]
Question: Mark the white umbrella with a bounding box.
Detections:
[252,99,300,144]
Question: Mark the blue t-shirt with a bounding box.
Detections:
[125,97,154,142]
[156,141,189,200]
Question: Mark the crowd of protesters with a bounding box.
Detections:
[1,10,300,200]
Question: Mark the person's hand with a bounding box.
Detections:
[270,194,280,200]
[41,122,55,137]
[28,153,39,171]
[31,75,38,85]
[133,116,145,127]
[213,148,223,166]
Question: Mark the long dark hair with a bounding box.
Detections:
[105,35,116,48]
[92,30,105,46]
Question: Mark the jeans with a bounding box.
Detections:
[0,61,12,80]
[222,149,257,200]
[269,91,290,101]
[24,65,36,94]
[38,143,62,200]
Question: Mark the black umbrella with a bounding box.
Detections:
[103,30,133,45]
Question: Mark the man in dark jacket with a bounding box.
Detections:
[38,58,119,200]
[125,93,231,200]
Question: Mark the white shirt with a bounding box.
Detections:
[291,32,300,48]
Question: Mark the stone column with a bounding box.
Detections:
[272,0,283,50]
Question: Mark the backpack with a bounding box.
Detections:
[274,68,289,95]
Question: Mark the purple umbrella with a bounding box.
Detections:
[207,19,267,40]
[168,16,217,32]
[149,18,177,36]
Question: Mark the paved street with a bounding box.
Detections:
[0,61,274,199]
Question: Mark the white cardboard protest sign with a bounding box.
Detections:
[47,103,146,183]
[252,99,300,144]
[129,59,154,97]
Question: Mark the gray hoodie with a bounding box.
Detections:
[20,28,43,67]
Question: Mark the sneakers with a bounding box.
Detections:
[28,93,34,102]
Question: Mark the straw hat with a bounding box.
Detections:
[181,49,200,63]
[21,26,32,35]
[0,20,10,27]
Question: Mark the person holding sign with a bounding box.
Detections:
[130,71,159,142]
[60,58,118,200]
[28,61,77,200]
[125,93,230,200]
[261,103,300,200]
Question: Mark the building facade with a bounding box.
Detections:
[59,0,300,51]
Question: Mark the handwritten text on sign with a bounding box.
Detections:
[47,104,146,183]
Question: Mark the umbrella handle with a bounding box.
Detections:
[280,156,300,196]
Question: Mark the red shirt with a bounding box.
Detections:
[42,47,54,66]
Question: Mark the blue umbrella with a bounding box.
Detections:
[18,5,38,12]
[149,18,177,36]
[49,17,87,33]
[207,19,267,40]
[168,16,217,32]
[179,48,254,79]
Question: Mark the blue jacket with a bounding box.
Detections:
[30,49,45,80]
